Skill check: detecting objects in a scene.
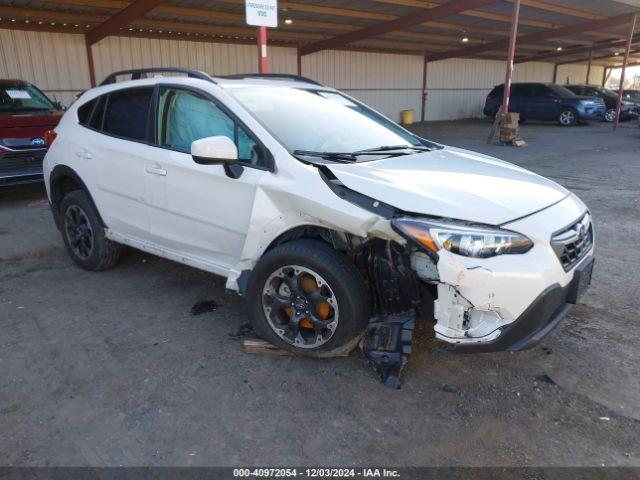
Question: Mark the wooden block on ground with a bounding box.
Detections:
[243,335,293,356]
[242,334,354,357]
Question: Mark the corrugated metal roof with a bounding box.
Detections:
[0,0,638,65]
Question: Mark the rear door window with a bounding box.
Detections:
[103,88,154,142]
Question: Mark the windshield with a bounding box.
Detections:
[598,88,619,99]
[0,83,55,112]
[548,84,576,97]
[227,86,422,153]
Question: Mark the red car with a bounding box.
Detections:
[0,80,63,188]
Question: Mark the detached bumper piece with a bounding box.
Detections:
[362,314,414,389]
[454,257,593,354]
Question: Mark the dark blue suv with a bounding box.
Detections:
[483,83,606,126]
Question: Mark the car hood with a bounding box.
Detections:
[0,110,62,130]
[326,146,570,225]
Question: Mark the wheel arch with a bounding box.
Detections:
[49,165,105,230]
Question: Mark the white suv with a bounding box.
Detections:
[44,68,594,357]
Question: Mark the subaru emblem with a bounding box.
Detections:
[31,137,45,147]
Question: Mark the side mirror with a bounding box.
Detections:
[191,135,244,179]
[191,135,238,164]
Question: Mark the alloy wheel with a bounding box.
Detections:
[559,110,576,125]
[64,205,94,259]
[262,265,339,349]
[604,109,616,122]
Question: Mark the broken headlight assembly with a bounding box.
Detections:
[392,218,533,258]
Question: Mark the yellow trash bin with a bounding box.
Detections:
[401,109,414,125]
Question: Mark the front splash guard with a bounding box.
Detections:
[362,314,415,389]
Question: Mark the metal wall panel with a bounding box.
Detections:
[0,28,91,106]
[556,64,605,85]
[2,28,597,122]
[91,36,298,83]
[301,50,424,122]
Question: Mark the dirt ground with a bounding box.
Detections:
[1,119,639,467]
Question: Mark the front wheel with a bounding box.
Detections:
[247,240,370,357]
[603,108,617,123]
[558,108,578,126]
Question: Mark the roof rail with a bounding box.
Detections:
[221,73,323,86]
[100,68,216,86]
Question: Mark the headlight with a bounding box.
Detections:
[392,218,533,258]
[579,100,593,105]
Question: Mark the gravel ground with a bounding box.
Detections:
[1,119,639,467]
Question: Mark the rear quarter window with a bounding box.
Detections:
[77,99,96,125]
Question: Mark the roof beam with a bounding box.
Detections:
[516,35,640,63]
[558,47,640,65]
[427,12,637,62]
[58,0,608,45]
[299,0,498,56]
[86,0,166,45]
[368,0,623,39]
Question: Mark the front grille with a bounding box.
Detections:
[551,212,593,271]
[0,149,46,177]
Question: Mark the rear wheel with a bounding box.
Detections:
[558,108,578,126]
[247,240,370,357]
[60,190,121,270]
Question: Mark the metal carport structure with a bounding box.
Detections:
[1,0,639,123]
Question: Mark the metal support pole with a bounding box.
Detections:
[614,14,637,130]
[257,26,268,74]
[586,48,592,84]
[500,0,521,116]
[552,63,558,83]
[421,56,428,122]
[488,0,520,144]
[297,48,302,76]
[602,67,609,87]
[86,40,96,87]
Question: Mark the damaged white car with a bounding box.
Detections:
[43,68,594,357]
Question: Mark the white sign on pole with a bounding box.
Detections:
[245,0,278,28]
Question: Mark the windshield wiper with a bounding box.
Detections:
[293,150,358,162]
[352,144,431,154]
[293,145,432,163]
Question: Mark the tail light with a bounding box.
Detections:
[44,129,57,148]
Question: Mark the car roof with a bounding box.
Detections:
[76,74,336,107]
[0,79,29,86]
[212,76,331,91]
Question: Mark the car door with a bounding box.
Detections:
[144,85,271,272]
[507,84,527,117]
[527,84,556,120]
[82,87,155,241]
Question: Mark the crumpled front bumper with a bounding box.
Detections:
[453,256,593,353]
[426,194,594,353]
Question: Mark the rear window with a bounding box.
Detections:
[103,88,153,142]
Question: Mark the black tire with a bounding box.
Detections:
[59,190,121,271]
[247,239,370,357]
[558,108,578,126]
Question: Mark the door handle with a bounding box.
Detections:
[145,165,167,176]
